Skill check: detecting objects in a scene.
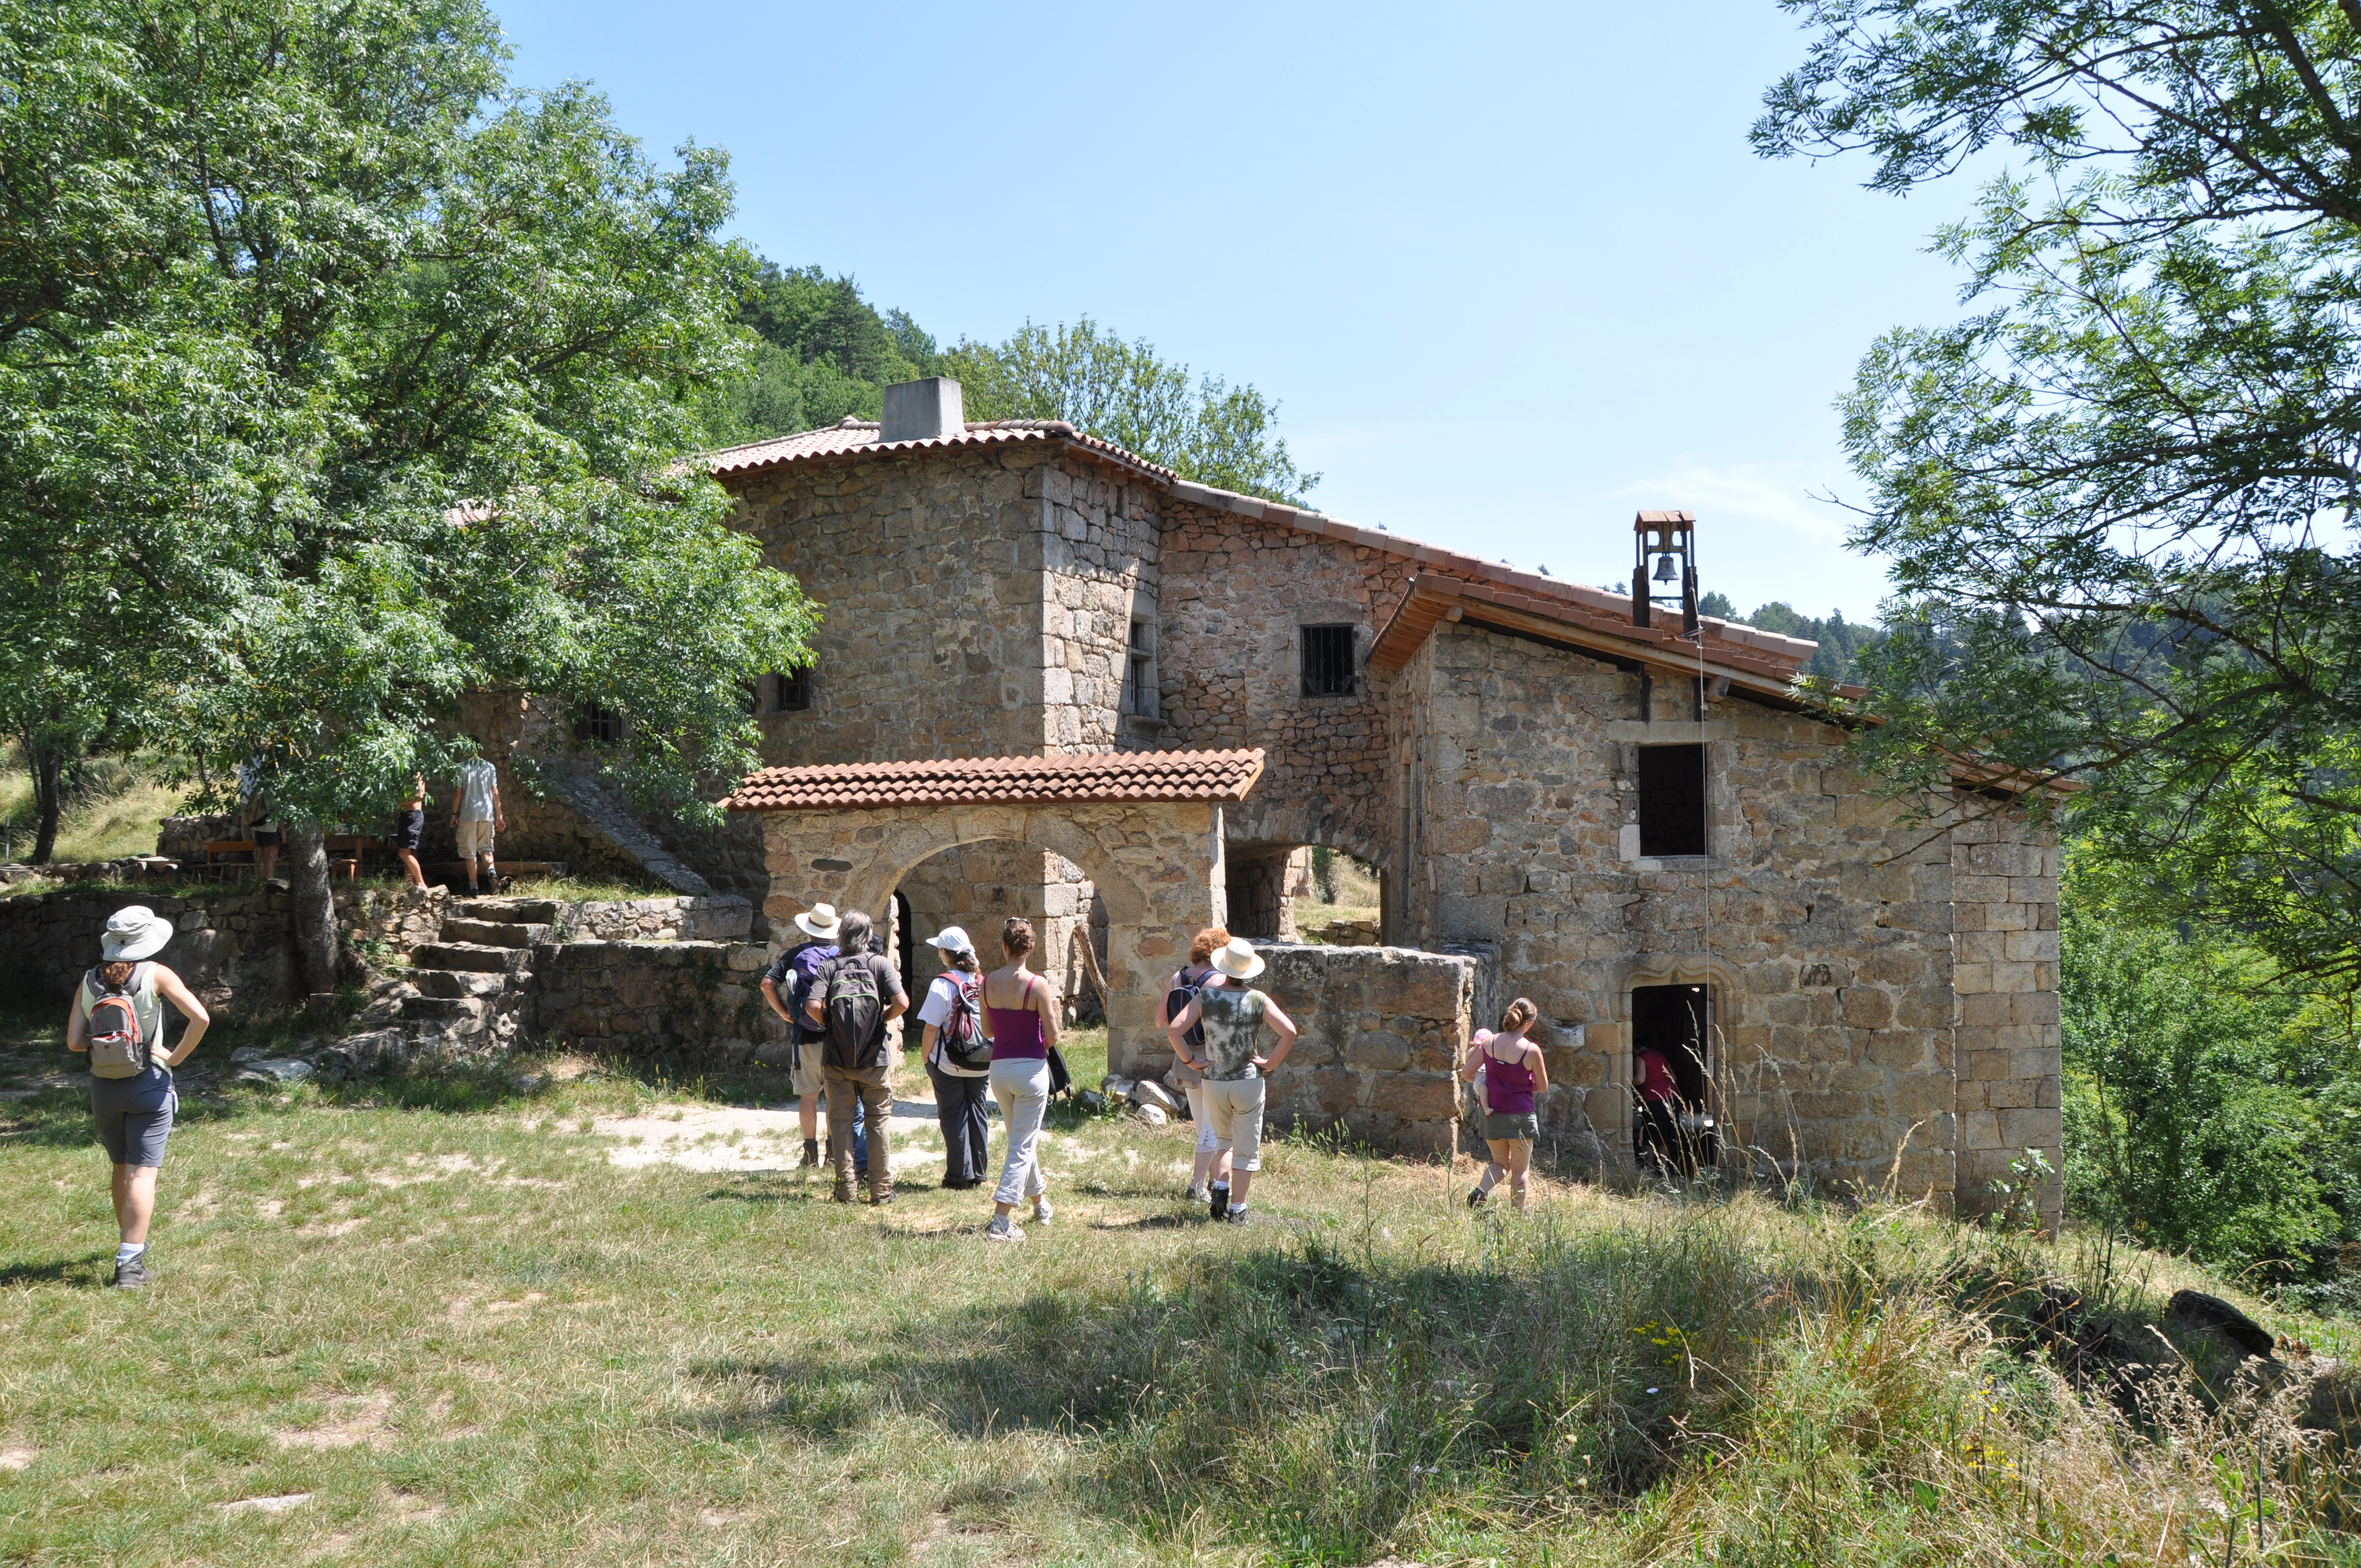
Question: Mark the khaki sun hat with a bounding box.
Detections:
[1210,937,1265,981]
[794,903,842,940]
[100,905,174,962]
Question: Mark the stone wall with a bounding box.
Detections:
[531,939,776,1072]
[0,886,446,1011]
[1251,940,1495,1157]
[1949,809,2064,1226]
[895,841,1098,1019]
[557,895,753,944]
[728,444,1071,764]
[1155,499,1414,874]
[1394,620,1979,1207]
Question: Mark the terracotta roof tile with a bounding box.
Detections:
[706,417,1178,482]
[722,748,1266,812]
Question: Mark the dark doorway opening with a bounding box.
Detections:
[893,890,915,1001]
[1636,743,1707,857]
[1632,982,1716,1172]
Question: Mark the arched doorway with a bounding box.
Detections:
[724,749,1264,1073]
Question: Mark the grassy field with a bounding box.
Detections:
[2,1004,2356,1567]
[0,752,186,866]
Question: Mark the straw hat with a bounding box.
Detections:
[794,903,842,940]
[100,905,173,962]
[925,925,975,957]
[1209,937,1265,980]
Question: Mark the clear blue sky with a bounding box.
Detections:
[494,1,1974,622]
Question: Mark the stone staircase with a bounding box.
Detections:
[366,898,558,1057]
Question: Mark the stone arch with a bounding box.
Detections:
[753,796,1233,1074]
[1222,797,1394,942]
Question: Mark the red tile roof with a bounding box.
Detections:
[723,748,1266,812]
[706,417,1178,483]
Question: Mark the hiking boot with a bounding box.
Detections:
[111,1254,150,1289]
[831,1187,856,1205]
[1225,1206,1250,1226]
[799,1140,819,1168]
[1030,1196,1053,1226]
[871,1189,895,1207]
[984,1217,1024,1243]
[1185,1183,1210,1205]
[1467,1186,1489,1209]
[1209,1184,1230,1222]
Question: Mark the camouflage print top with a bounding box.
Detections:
[1196,986,1270,1081]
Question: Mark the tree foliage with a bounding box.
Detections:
[2061,884,2361,1287]
[947,318,1319,504]
[0,0,815,977]
[1699,595,1881,682]
[1758,0,2361,1000]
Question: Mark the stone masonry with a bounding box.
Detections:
[696,398,2065,1198]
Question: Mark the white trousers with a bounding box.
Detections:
[989,1057,1052,1208]
[1184,1081,1219,1155]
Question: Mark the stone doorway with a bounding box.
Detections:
[723,750,1265,1074]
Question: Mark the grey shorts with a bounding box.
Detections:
[91,1074,176,1167]
[1481,1109,1539,1143]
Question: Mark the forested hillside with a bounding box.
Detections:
[1698,592,1878,683]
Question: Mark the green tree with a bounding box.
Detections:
[2060,900,2348,1273]
[1756,0,2361,1003]
[946,318,1319,504]
[1699,595,1880,683]
[0,0,814,983]
[714,263,938,440]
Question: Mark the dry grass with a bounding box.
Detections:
[0,1001,2354,1566]
[0,750,187,865]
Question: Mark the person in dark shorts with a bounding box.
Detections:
[391,771,428,889]
[64,906,211,1288]
[1460,998,1548,1211]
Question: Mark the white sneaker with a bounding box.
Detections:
[1185,1183,1210,1204]
[985,1217,1025,1243]
[1030,1196,1054,1226]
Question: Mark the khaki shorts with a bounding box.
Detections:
[1202,1076,1267,1172]
[790,1038,826,1099]
[455,819,496,858]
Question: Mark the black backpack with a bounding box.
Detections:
[1165,969,1210,1051]
[817,952,894,1070]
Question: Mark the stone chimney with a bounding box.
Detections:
[880,376,965,443]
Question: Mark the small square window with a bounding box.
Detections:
[574,701,624,746]
[1300,624,1356,697]
[775,667,812,712]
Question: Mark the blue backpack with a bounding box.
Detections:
[784,941,837,1042]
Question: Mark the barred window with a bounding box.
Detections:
[775,666,812,712]
[574,702,624,745]
[1300,624,1357,697]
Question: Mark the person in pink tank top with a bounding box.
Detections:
[1457,998,1548,1210]
[981,918,1062,1242]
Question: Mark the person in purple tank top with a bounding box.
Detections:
[981,918,1062,1242]
[1459,998,1548,1211]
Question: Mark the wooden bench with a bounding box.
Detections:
[204,840,257,879]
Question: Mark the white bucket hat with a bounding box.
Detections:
[793,903,842,940]
[100,905,173,961]
[925,925,975,957]
[1210,937,1265,980]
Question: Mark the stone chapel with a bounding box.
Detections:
[682,375,2061,1219]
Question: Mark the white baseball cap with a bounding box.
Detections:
[925,925,975,956]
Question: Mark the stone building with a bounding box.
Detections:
[701,377,2058,1218]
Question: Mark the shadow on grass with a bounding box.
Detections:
[0,1253,110,1288]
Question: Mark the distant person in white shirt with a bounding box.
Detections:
[450,739,505,895]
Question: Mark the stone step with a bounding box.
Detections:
[450,897,563,924]
[410,941,530,975]
[411,968,511,1000]
[400,995,485,1026]
[439,918,552,950]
